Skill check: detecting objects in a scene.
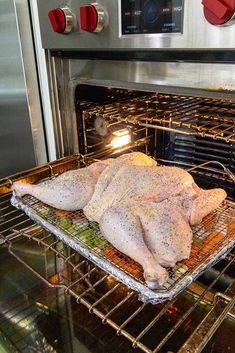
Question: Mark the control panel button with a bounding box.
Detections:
[202,0,235,25]
[48,7,75,33]
[80,3,107,32]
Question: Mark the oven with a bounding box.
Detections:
[0,1,234,352]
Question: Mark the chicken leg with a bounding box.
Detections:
[99,204,169,289]
[12,160,112,211]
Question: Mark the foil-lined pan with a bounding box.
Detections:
[11,189,235,304]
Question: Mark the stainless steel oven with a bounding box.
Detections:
[0,1,234,352]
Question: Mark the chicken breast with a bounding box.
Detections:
[84,164,195,222]
[11,152,156,211]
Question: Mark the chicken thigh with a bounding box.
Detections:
[12,160,112,211]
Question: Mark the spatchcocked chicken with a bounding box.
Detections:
[12,152,227,288]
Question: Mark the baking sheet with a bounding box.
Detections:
[11,191,235,304]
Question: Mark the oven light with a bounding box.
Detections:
[111,129,131,149]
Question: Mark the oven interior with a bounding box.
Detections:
[76,85,235,196]
[0,85,234,353]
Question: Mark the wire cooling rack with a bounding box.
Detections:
[11,188,235,304]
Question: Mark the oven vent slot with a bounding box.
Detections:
[83,93,235,143]
[166,134,235,172]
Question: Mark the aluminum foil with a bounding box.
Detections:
[11,194,235,304]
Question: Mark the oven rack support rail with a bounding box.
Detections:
[83,93,235,143]
[0,228,234,353]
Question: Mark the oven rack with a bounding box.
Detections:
[0,155,235,353]
[83,93,235,143]
[1,227,234,353]
[8,153,235,304]
[10,192,235,305]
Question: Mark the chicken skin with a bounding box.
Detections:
[90,163,226,288]
[12,151,227,289]
[100,200,193,288]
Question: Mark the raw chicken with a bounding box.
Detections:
[12,160,112,211]
[161,186,227,226]
[84,164,195,222]
[12,149,227,289]
[100,200,193,288]
[84,152,157,221]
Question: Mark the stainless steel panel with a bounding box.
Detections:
[15,0,47,165]
[69,59,235,98]
[36,0,235,49]
[0,0,47,178]
[30,0,57,162]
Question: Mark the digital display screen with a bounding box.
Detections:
[121,0,184,35]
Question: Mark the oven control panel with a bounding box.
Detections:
[121,0,183,35]
[36,0,235,49]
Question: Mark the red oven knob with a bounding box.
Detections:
[202,0,235,25]
[80,3,107,32]
[48,7,75,33]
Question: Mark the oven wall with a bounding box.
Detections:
[46,56,235,159]
[33,0,235,160]
[69,59,235,98]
